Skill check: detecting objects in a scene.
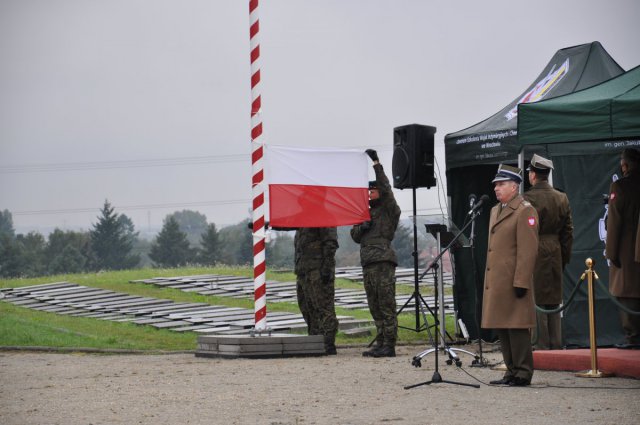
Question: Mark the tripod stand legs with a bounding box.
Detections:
[404,370,480,389]
[411,345,478,368]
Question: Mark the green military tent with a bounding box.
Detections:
[516,65,640,347]
[518,65,640,143]
[443,42,625,346]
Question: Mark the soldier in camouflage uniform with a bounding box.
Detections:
[294,227,340,354]
[351,149,401,358]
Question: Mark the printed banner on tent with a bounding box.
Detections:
[265,145,370,227]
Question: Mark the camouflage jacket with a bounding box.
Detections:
[294,227,338,275]
[350,164,401,267]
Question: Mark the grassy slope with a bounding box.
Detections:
[0,266,451,350]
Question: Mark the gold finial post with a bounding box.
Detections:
[576,258,612,378]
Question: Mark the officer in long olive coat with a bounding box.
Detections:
[606,148,640,347]
[524,154,573,350]
[482,164,539,386]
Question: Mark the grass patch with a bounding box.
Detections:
[0,302,196,350]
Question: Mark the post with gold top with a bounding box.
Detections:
[576,258,612,378]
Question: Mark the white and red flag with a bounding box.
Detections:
[265,145,371,227]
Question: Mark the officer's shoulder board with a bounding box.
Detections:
[522,200,532,207]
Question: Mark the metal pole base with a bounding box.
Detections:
[469,356,491,368]
[249,327,273,337]
[575,369,613,378]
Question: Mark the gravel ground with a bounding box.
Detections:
[1,345,638,425]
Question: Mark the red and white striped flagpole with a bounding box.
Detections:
[249,0,267,331]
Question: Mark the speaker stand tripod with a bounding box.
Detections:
[405,217,482,389]
[394,188,436,340]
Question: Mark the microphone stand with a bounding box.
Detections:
[469,207,489,367]
[405,210,482,390]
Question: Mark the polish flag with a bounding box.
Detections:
[265,145,371,227]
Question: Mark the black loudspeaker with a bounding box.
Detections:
[392,124,436,189]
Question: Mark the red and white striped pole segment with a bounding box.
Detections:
[249,0,267,331]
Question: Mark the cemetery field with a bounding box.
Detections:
[0,266,450,351]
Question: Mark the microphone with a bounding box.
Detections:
[468,193,477,209]
[468,194,490,215]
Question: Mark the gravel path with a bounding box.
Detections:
[1,345,638,425]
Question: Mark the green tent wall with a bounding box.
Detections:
[516,66,640,347]
[519,65,640,144]
[444,42,626,346]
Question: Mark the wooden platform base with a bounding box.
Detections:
[195,334,327,359]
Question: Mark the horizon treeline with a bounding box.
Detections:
[0,202,424,279]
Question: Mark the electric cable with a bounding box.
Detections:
[11,199,250,216]
[1,144,392,174]
[0,154,249,174]
[433,146,449,218]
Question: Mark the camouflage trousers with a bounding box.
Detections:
[296,269,338,343]
[363,262,397,348]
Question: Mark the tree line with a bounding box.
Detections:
[0,202,426,278]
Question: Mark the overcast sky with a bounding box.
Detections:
[1,0,639,236]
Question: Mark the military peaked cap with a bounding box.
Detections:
[527,153,554,173]
[492,164,522,184]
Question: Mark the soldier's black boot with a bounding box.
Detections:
[362,345,381,357]
[362,334,384,357]
[372,346,396,358]
[324,336,337,355]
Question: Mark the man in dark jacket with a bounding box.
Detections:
[606,148,640,348]
[524,154,573,350]
[351,149,401,358]
[294,227,339,354]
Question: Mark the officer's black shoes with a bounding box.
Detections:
[325,344,337,355]
[489,376,513,385]
[508,377,531,387]
[372,346,396,358]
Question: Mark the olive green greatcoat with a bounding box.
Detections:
[606,168,640,298]
[524,181,573,304]
[481,195,539,329]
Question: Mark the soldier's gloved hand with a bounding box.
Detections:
[360,221,371,231]
[610,258,621,268]
[514,287,527,298]
[365,149,379,162]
